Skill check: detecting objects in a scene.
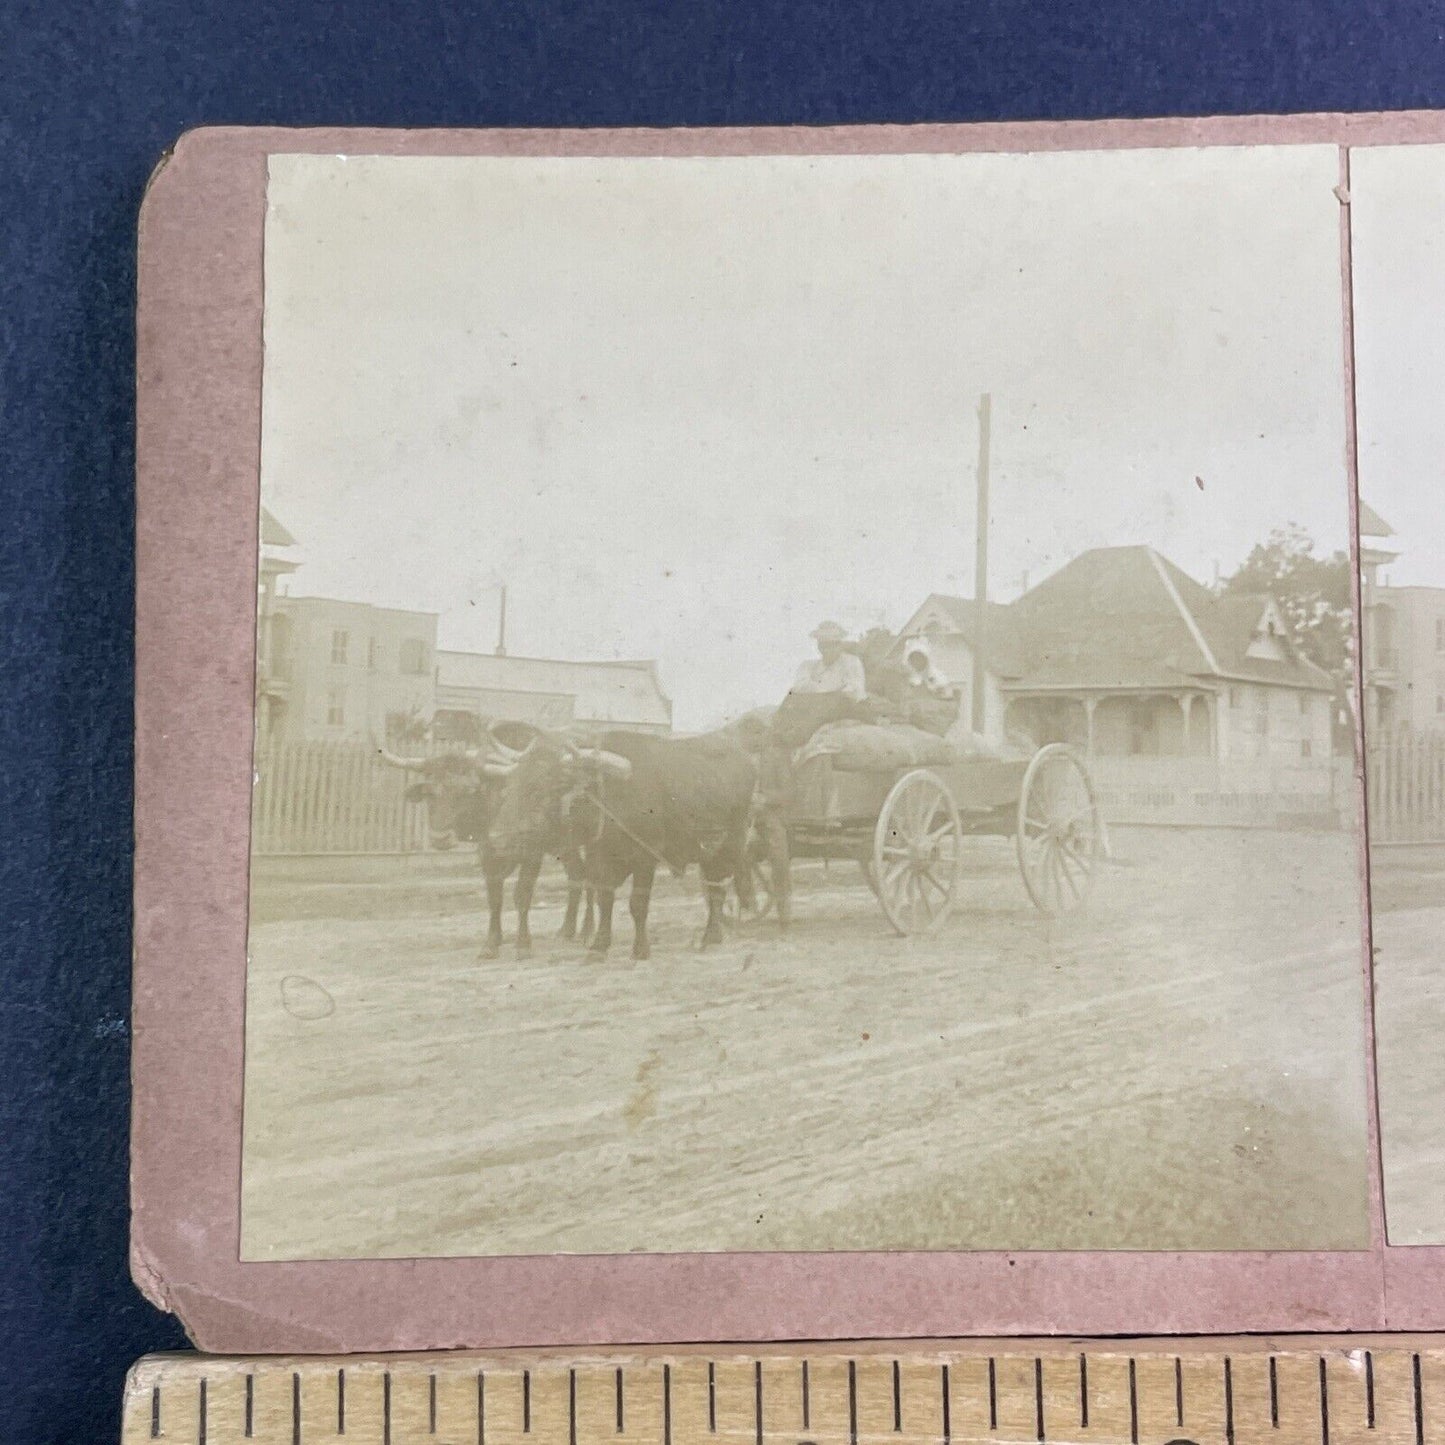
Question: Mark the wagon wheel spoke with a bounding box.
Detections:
[1050,841,1075,904]
[1032,839,1056,909]
[910,871,934,923]
[911,794,940,841]
[920,865,950,898]
[882,858,911,891]
[1051,848,1074,904]
[1055,844,1082,899]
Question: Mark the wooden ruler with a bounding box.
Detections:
[123,1342,1441,1445]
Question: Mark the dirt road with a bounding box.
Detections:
[1371,844,1445,1245]
[241,827,1371,1259]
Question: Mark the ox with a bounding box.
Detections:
[375,723,592,958]
[487,728,759,959]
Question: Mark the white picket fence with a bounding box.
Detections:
[1087,756,1350,830]
[1367,728,1445,844]
[252,740,428,855]
[251,737,1366,853]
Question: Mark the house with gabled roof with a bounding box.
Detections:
[893,545,1336,763]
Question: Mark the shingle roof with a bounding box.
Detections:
[1359,500,1395,538]
[903,596,1027,675]
[919,545,1333,694]
[260,507,298,547]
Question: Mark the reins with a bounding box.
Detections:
[568,769,731,890]
[569,773,675,874]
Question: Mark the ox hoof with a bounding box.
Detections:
[516,944,533,961]
[632,943,651,962]
[480,942,501,961]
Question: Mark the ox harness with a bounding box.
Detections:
[562,771,735,905]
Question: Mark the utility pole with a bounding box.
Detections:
[495,584,508,657]
[971,393,991,734]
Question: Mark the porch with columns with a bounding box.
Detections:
[1003,687,1219,758]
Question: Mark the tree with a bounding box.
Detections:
[1222,524,1355,741]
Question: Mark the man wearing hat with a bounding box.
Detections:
[789,619,867,703]
[763,620,870,757]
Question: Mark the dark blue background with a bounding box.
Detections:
[3,3,1444,1439]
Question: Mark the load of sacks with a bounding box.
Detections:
[796,718,1031,773]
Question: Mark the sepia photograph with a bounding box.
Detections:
[1351,142,1445,1246]
[240,145,1371,1261]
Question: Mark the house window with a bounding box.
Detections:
[368,636,380,670]
[1298,693,1310,715]
[399,638,429,675]
[326,687,345,727]
[1437,617,1445,652]
[1229,685,1242,708]
[1437,695,1445,716]
[331,629,349,665]
[1301,739,1312,759]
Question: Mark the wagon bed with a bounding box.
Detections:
[756,741,1103,934]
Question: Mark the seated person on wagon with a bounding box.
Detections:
[900,636,960,737]
[771,620,870,748]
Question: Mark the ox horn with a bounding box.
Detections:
[486,722,539,760]
[573,747,633,779]
[489,737,532,762]
[481,756,518,778]
[373,738,427,771]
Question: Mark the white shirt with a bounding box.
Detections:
[791,652,867,702]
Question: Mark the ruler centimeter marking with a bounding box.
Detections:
[124,1343,1445,1445]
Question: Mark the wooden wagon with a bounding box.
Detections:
[748,741,1104,935]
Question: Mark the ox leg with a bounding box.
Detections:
[762,811,792,930]
[590,885,617,956]
[700,853,730,948]
[629,863,655,961]
[560,851,584,940]
[481,856,507,960]
[732,831,758,915]
[582,885,596,945]
[514,855,542,959]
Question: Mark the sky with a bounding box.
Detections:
[261,147,1354,730]
[1351,143,1445,587]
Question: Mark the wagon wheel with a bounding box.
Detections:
[725,854,776,923]
[1016,744,1102,915]
[872,769,964,936]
